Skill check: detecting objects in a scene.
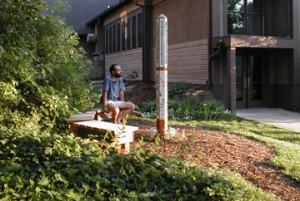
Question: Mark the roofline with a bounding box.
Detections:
[86,0,133,25]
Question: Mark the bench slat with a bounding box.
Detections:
[72,120,138,154]
[73,120,138,134]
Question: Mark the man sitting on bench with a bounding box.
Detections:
[102,64,135,124]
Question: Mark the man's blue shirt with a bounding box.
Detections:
[103,75,125,101]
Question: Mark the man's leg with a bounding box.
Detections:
[116,101,135,124]
[106,103,120,124]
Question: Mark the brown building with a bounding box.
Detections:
[87,0,300,112]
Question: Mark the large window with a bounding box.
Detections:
[228,0,263,35]
[105,12,143,54]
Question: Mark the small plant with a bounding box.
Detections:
[199,98,228,120]
[139,98,233,120]
[168,82,193,98]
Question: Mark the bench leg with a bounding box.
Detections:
[120,143,130,154]
[69,124,78,137]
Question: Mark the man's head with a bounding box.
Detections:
[109,64,122,78]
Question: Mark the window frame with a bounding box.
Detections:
[105,11,143,55]
[227,0,264,36]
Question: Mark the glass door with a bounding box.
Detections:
[236,49,264,108]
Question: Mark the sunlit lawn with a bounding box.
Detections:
[172,117,300,145]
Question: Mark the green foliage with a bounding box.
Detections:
[0,0,94,134]
[168,82,193,98]
[198,99,228,120]
[268,141,300,181]
[0,129,276,200]
[140,99,233,120]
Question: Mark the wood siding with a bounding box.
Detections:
[152,40,209,84]
[105,48,143,80]
[151,0,210,84]
[152,0,209,45]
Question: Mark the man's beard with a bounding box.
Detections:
[115,73,122,78]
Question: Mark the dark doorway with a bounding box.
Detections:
[236,49,265,108]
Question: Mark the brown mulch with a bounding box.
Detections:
[125,83,156,103]
[129,120,300,201]
[125,83,300,201]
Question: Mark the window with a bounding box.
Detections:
[132,16,137,49]
[228,0,263,35]
[105,12,143,54]
[105,28,109,54]
[137,13,143,47]
[116,23,121,52]
[112,25,116,53]
[109,27,113,53]
[121,21,126,51]
[127,18,131,50]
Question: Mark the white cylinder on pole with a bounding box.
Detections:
[156,14,168,137]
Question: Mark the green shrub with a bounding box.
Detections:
[198,99,229,120]
[139,98,233,120]
[0,130,276,200]
[0,0,94,134]
[168,82,193,98]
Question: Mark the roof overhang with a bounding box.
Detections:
[87,0,133,25]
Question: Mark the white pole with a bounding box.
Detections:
[156,14,168,137]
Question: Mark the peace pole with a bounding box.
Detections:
[156,14,168,137]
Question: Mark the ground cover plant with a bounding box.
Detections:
[140,98,232,120]
[0,129,278,201]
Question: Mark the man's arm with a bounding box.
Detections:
[103,91,108,112]
[119,91,125,101]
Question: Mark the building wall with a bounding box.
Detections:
[151,0,210,84]
[78,36,103,80]
[264,0,292,37]
[210,0,300,111]
[105,48,143,80]
[102,2,143,79]
[211,0,225,37]
[294,0,300,85]
[152,40,209,84]
[211,0,293,38]
[274,85,300,112]
[273,0,300,111]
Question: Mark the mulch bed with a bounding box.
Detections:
[125,83,300,200]
[128,120,300,201]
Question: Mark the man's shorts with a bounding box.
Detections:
[107,100,127,108]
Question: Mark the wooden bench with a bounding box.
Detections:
[66,108,142,153]
[66,111,97,134]
[72,120,138,154]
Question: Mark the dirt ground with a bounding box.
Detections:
[126,83,300,201]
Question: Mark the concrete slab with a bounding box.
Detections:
[236,108,300,133]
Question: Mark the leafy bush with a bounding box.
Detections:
[0,130,276,200]
[0,0,94,134]
[140,98,233,120]
[198,99,229,120]
[169,82,193,98]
